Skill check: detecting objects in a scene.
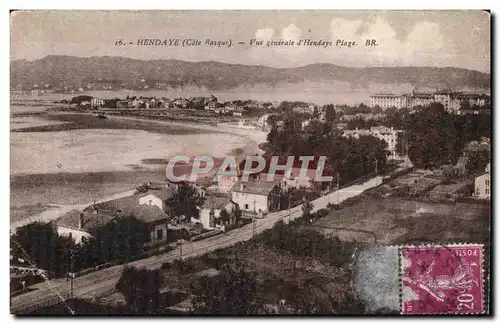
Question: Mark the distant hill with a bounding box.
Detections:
[10,55,490,92]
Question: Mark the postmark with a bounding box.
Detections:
[400,244,484,315]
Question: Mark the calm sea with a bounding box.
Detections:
[11,89,371,108]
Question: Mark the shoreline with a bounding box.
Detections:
[10,112,268,223]
[11,112,266,176]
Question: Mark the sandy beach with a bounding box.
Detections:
[10,112,268,223]
[11,112,267,175]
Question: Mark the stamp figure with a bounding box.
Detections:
[401,244,484,315]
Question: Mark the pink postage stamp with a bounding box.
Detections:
[401,244,484,315]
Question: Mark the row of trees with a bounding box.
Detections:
[396,103,490,169]
[265,113,388,189]
[342,103,490,169]
[11,216,152,277]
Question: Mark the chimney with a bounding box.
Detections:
[78,212,84,230]
[240,183,244,191]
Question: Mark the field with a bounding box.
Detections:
[308,196,490,245]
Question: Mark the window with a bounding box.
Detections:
[485,188,490,195]
[244,204,249,210]
[157,229,164,240]
[485,179,490,186]
[149,200,152,205]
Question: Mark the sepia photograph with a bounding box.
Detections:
[9,9,491,316]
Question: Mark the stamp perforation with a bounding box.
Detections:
[399,243,485,315]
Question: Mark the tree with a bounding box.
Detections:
[116,266,163,314]
[233,204,242,224]
[301,198,313,222]
[323,104,336,125]
[70,95,93,104]
[78,215,150,266]
[405,103,458,168]
[465,151,490,174]
[395,131,408,157]
[255,221,354,266]
[219,209,230,225]
[171,185,205,220]
[192,261,263,314]
[11,222,76,277]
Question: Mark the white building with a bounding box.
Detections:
[90,97,105,107]
[138,189,176,217]
[56,209,96,244]
[257,113,276,130]
[370,93,407,110]
[343,126,403,159]
[301,120,311,130]
[369,126,402,159]
[475,163,490,200]
[56,190,175,245]
[231,181,281,216]
[199,197,237,229]
[369,89,490,114]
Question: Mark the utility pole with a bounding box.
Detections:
[287,194,291,224]
[252,198,256,240]
[68,248,77,299]
[374,158,378,176]
[179,224,183,262]
[336,172,340,204]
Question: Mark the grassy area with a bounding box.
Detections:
[11,113,218,135]
[309,196,490,246]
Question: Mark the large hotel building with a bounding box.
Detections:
[370,90,489,113]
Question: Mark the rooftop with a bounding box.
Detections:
[56,208,116,233]
[371,93,397,97]
[231,181,278,196]
[131,204,170,223]
[87,194,142,214]
[201,196,233,210]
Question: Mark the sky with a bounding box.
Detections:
[10,10,491,73]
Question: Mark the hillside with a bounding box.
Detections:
[10,55,490,92]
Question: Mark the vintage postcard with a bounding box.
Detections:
[9,10,491,315]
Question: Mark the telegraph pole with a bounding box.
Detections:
[179,225,183,262]
[252,198,256,239]
[68,248,77,299]
[336,172,340,204]
[287,194,291,224]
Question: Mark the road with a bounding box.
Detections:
[10,175,383,314]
